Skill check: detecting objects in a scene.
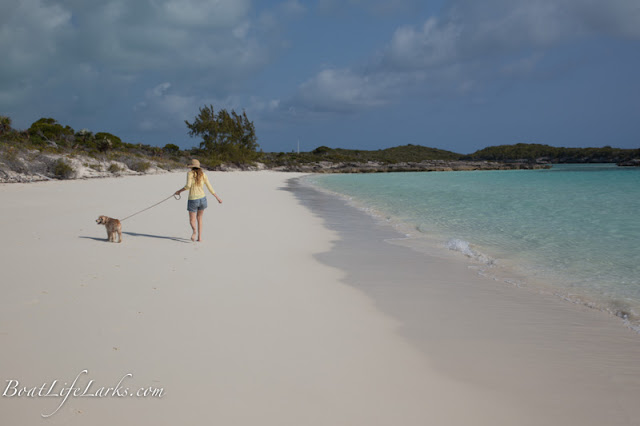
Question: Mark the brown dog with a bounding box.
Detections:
[96,216,122,243]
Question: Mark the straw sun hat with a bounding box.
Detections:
[188,159,201,168]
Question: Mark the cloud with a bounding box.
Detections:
[64,0,264,78]
[448,0,640,47]
[289,68,389,113]
[381,18,462,71]
[0,0,300,136]
[285,0,640,115]
[317,0,420,16]
[0,0,72,86]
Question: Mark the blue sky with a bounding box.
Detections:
[1,0,639,154]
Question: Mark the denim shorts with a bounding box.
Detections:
[187,197,208,212]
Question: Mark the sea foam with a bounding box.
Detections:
[445,238,494,265]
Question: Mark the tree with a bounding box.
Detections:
[0,115,12,135]
[185,105,259,164]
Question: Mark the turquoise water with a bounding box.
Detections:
[308,164,640,327]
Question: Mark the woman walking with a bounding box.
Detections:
[175,159,222,242]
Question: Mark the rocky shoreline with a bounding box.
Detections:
[618,159,640,167]
[268,159,551,173]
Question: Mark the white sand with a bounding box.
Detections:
[0,171,639,425]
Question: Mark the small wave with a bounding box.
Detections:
[445,238,494,265]
[416,223,431,233]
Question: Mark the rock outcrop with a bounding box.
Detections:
[617,159,640,167]
[269,160,551,173]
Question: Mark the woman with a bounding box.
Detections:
[175,159,222,242]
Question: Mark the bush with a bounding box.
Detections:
[95,132,123,151]
[0,116,12,135]
[75,129,95,149]
[163,143,181,155]
[52,159,74,179]
[313,146,331,155]
[1,146,29,173]
[29,118,74,147]
[130,161,151,172]
[108,163,122,173]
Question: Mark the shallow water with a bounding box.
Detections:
[307,164,640,327]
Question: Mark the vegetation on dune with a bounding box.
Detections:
[0,114,189,177]
[0,107,263,180]
[52,158,75,180]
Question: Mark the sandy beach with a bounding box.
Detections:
[1,171,640,425]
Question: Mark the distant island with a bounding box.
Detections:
[261,143,640,173]
[1,114,638,183]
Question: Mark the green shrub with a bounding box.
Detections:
[29,118,74,147]
[108,163,122,173]
[163,143,181,155]
[94,132,123,152]
[130,161,151,172]
[52,159,74,179]
[0,116,12,135]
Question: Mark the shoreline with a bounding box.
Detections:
[302,169,640,333]
[290,175,640,425]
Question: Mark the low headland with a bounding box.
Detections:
[2,115,639,183]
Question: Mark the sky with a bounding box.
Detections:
[1,0,639,154]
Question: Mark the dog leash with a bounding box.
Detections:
[120,194,181,222]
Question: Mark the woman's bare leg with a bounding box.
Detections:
[189,211,197,241]
[196,210,204,242]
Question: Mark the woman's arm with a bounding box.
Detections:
[204,175,222,203]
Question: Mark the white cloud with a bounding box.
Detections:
[0,0,302,134]
[0,0,282,93]
[382,18,461,70]
[286,0,640,115]
[150,82,172,98]
[293,68,389,113]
